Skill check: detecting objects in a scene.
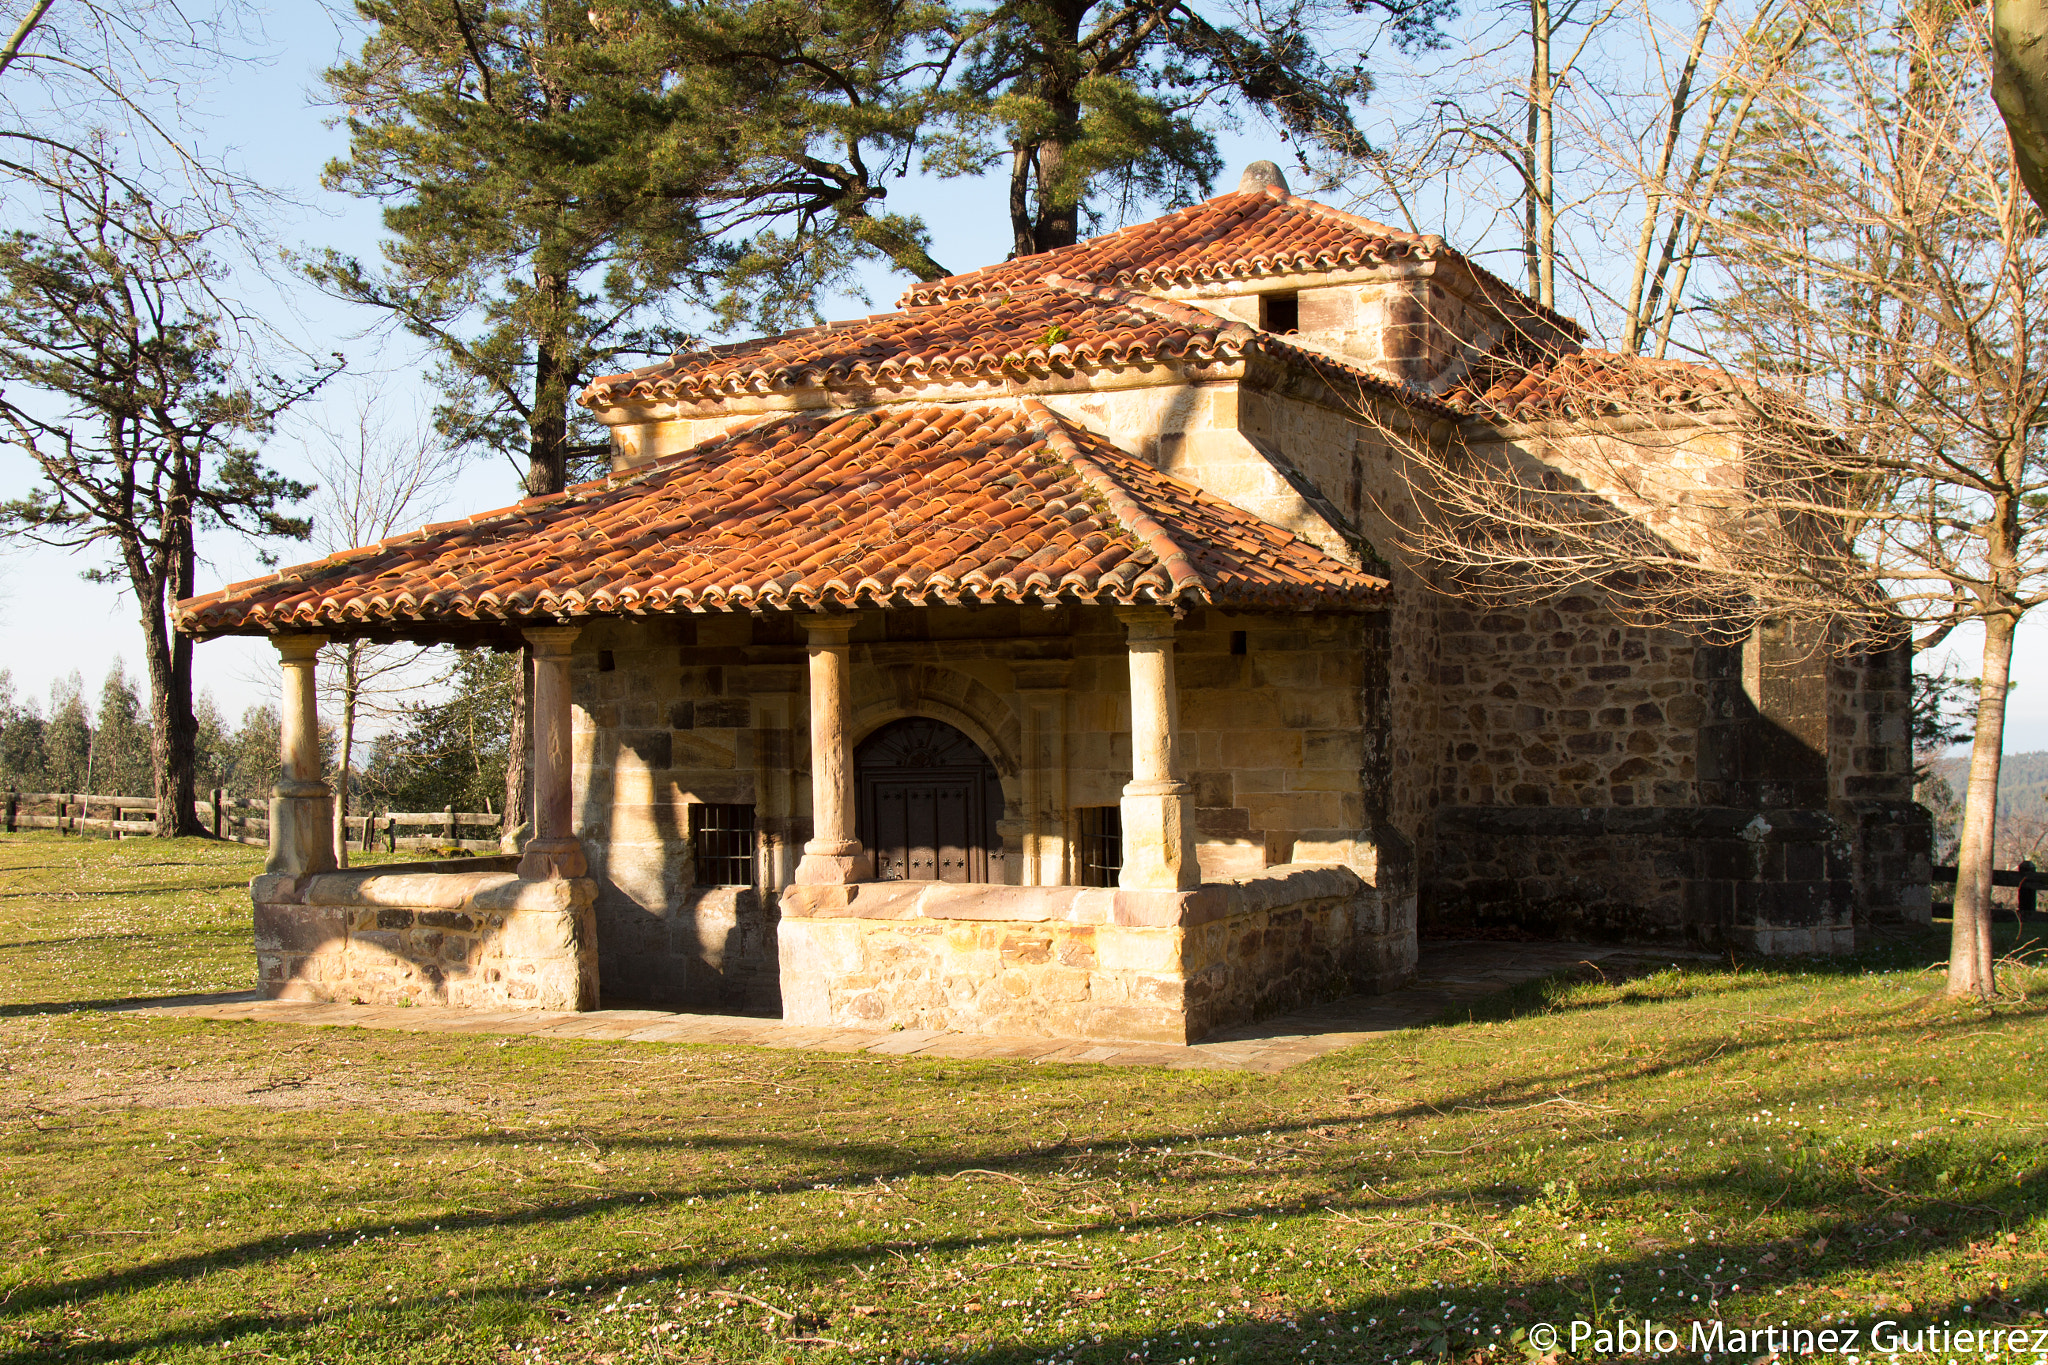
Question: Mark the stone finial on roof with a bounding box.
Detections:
[1238,160,1291,196]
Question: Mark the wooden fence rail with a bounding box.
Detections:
[1929,862,2048,921]
[3,790,498,851]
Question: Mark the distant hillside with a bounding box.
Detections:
[1928,750,2048,812]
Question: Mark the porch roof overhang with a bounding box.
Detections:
[174,399,1390,644]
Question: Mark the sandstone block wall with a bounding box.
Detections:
[251,861,598,1010]
[567,602,1415,1012]
[778,865,1370,1043]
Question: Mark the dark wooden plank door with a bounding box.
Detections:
[855,718,1002,883]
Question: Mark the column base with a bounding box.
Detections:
[1119,781,1200,891]
[795,838,872,885]
[265,792,337,878]
[518,837,588,881]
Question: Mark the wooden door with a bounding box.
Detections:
[855,718,1003,883]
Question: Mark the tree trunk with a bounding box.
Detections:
[145,451,205,837]
[1033,134,1080,253]
[1009,0,1088,258]
[1623,0,1719,354]
[1949,611,2013,997]
[1531,0,1556,310]
[332,642,360,870]
[139,598,205,837]
[1522,30,1541,297]
[1009,145,1037,259]
[1993,0,2048,217]
[502,647,533,853]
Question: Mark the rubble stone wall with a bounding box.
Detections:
[778,864,1374,1043]
[251,861,598,1010]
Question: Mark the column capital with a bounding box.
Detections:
[1115,606,1176,642]
[796,613,858,645]
[521,625,582,657]
[271,634,329,663]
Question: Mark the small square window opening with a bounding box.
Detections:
[1229,630,1248,655]
[689,802,757,886]
[1261,292,1300,335]
[1075,805,1122,887]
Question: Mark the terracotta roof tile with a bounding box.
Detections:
[176,402,1388,638]
[1450,349,1754,422]
[582,277,1457,416]
[896,187,1586,339]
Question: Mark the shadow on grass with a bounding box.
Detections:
[0,1129,2037,1365]
[1420,922,2043,1031]
[0,989,258,1019]
[1,1009,2042,1365]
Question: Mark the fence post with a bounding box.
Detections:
[3,789,15,834]
[445,804,457,846]
[2022,861,2038,921]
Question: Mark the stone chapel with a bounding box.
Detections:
[174,163,1929,1044]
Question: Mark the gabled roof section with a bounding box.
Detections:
[897,186,1587,340]
[175,402,1388,639]
[1450,349,1756,424]
[581,278,1457,417]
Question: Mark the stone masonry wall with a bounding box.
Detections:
[567,600,1413,1011]
[251,861,598,1009]
[778,865,1371,1043]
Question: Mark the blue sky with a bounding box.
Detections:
[0,2,2029,753]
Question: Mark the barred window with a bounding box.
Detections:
[1074,806,1122,888]
[689,803,757,886]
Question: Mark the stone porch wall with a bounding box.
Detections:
[569,603,1398,1010]
[777,864,1382,1044]
[251,860,599,1010]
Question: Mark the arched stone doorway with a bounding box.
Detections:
[855,717,1005,883]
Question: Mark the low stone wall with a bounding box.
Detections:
[251,859,599,1010]
[778,864,1384,1044]
[595,884,782,1014]
[1427,805,1866,953]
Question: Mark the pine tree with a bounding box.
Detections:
[0,159,329,837]
[952,0,1443,257]
[314,0,726,499]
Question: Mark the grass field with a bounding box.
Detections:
[0,830,2043,1365]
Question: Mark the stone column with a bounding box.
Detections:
[267,635,336,878]
[794,614,871,885]
[518,626,588,881]
[1117,608,1199,890]
[1013,662,1072,886]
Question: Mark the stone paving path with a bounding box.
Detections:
[123,940,1712,1072]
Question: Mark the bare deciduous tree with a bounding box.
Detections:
[1378,0,2047,997]
[0,156,334,835]
[302,383,458,867]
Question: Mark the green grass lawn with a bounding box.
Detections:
[0,829,2043,1365]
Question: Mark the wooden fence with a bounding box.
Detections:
[1930,862,2048,921]
[3,790,501,852]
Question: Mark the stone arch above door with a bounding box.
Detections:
[855,717,1006,883]
[848,663,1021,777]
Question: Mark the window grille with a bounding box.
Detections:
[690,803,757,886]
[1075,805,1122,887]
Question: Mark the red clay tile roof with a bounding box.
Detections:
[175,402,1388,638]
[583,277,1456,416]
[1450,349,1755,423]
[897,187,1586,340]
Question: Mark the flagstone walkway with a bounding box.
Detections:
[122,940,1713,1072]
